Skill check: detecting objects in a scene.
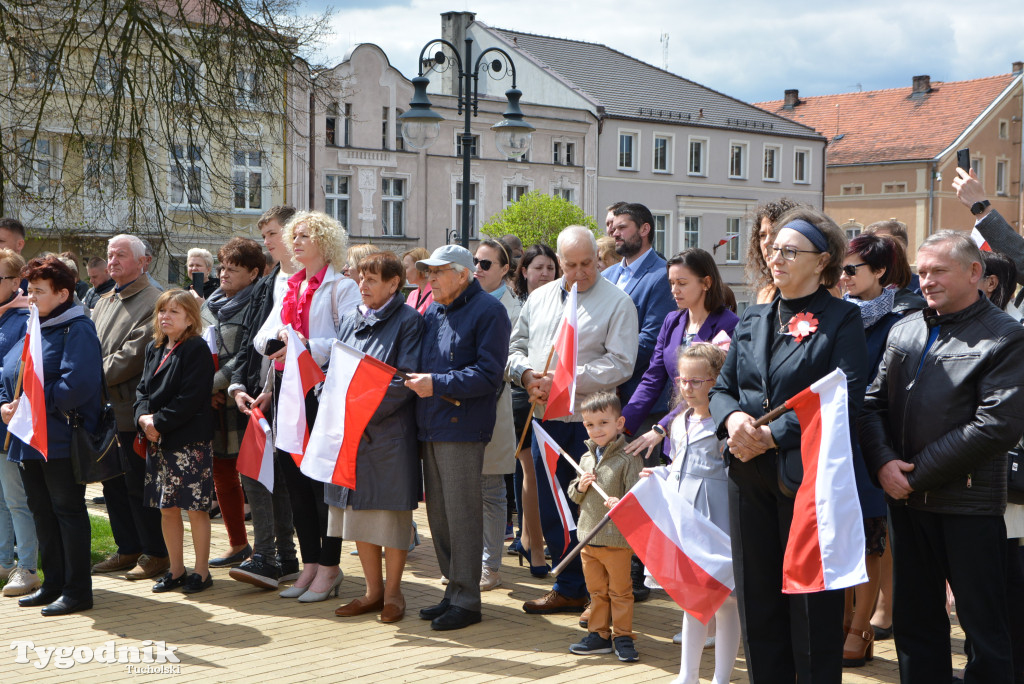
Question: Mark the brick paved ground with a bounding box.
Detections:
[0,484,965,682]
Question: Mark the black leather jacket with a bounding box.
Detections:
[859,295,1024,515]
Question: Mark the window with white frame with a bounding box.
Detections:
[455,181,478,238]
[725,217,742,263]
[653,134,672,173]
[236,69,259,106]
[95,55,121,94]
[456,134,479,159]
[169,143,202,206]
[652,214,669,255]
[970,157,982,179]
[729,142,748,179]
[565,142,575,166]
[382,107,389,150]
[505,184,527,208]
[553,141,561,165]
[682,216,700,249]
[343,103,352,147]
[842,220,863,240]
[553,141,577,166]
[763,145,781,181]
[17,137,52,195]
[85,142,116,195]
[381,177,405,236]
[324,174,349,228]
[554,187,574,203]
[688,137,708,176]
[232,150,263,210]
[997,160,1009,196]
[794,148,810,183]
[618,131,638,170]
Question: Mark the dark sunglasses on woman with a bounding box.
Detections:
[474,258,493,271]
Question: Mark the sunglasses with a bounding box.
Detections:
[474,258,494,271]
[842,262,867,277]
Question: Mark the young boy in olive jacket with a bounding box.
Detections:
[567,391,642,662]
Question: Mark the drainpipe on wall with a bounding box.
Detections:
[928,160,936,238]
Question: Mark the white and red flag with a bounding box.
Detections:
[237,406,274,491]
[274,325,325,464]
[542,283,578,420]
[9,304,47,459]
[531,420,577,550]
[610,470,734,624]
[202,325,220,370]
[782,368,867,593]
[301,341,395,488]
[971,227,992,252]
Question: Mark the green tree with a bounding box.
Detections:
[480,190,599,248]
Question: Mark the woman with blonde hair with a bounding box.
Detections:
[344,244,380,280]
[254,211,360,602]
[136,289,216,594]
[403,247,433,314]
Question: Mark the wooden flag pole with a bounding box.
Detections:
[512,345,556,457]
[753,402,791,428]
[556,446,611,501]
[3,360,25,451]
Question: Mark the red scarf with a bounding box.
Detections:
[280,265,328,337]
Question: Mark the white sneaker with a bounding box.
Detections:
[672,631,682,644]
[3,566,41,597]
[704,636,716,649]
[0,563,14,581]
[480,566,502,591]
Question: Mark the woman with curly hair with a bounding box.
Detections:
[745,198,805,304]
[255,210,361,603]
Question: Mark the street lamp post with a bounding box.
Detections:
[400,36,535,249]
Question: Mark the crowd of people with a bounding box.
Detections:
[0,163,1022,683]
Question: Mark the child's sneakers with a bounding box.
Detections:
[613,636,639,662]
[569,632,613,655]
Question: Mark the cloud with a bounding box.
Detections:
[301,0,1023,103]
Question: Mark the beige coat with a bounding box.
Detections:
[481,286,522,476]
[91,278,161,430]
[567,435,642,548]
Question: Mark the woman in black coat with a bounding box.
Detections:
[135,289,215,595]
[709,207,868,683]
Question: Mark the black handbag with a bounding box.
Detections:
[1008,439,1024,506]
[68,381,125,485]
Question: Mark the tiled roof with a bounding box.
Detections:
[491,27,822,141]
[755,74,1019,165]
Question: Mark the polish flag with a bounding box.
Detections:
[542,283,578,420]
[202,325,220,370]
[531,420,577,551]
[610,470,733,624]
[9,305,47,459]
[782,368,868,593]
[274,325,325,463]
[301,341,395,488]
[237,406,274,491]
[971,227,991,252]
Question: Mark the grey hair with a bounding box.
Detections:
[556,225,598,258]
[450,262,467,274]
[187,248,214,270]
[108,234,146,259]
[919,230,983,271]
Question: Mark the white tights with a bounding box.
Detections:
[671,596,741,684]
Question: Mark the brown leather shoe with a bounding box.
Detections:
[92,552,141,574]
[842,627,875,667]
[579,602,592,628]
[125,555,171,581]
[334,596,384,617]
[522,589,589,614]
[381,599,406,623]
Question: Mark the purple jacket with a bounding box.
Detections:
[622,306,739,440]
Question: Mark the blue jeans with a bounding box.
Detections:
[481,474,507,570]
[0,456,37,570]
[531,419,588,599]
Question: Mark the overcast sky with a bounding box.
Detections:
[297,0,1023,104]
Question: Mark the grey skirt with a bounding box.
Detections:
[327,505,413,550]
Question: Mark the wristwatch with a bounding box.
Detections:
[971,199,991,216]
[651,423,666,437]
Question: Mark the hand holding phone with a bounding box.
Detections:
[956,148,971,173]
[192,271,205,294]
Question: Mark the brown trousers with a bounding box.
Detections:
[581,544,635,639]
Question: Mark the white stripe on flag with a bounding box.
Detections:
[302,342,359,484]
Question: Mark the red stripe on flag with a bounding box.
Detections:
[543,442,572,551]
[782,390,826,593]
[544,323,576,420]
[237,407,273,490]
[611,491,731,624]
[330,357,395,489]
[22,331,47,459]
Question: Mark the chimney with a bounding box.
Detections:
[783,89,800,110]
[439,12,476,96]
[911,75,931,96]
[1013,61,1023,75]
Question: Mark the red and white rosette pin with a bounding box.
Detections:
[788,313,819,343]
